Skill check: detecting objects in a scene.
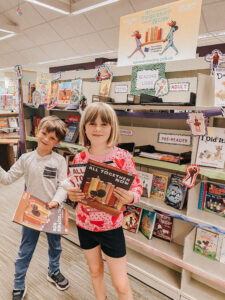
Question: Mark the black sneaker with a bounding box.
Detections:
[12,287,27,300]
[47,270,69,291]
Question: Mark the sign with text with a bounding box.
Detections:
[158,133,192,146]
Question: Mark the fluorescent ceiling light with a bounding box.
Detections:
[26,0,69,15]
[72,0,120,15]
[37,50,117,65]
[0,33,15,41]
[0,28,14,34]
[198,30,225,40]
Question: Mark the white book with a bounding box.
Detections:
[137,170,153,198]
[215,69,225,106]
[8,117,18,128]
[196,127,225,169]
[219,236,225,264]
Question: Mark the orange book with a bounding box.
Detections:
[150,27,154,41]
[145,31,148,43]
[105,184,115,205]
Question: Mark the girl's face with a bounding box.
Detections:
[85,115,111,147]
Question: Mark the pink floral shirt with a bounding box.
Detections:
[73,147,143,232]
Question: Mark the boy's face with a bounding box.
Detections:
[37,128,59,153]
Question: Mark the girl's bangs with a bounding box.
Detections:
[86,105,112,124]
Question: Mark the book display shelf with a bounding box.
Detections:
[22,57,225,300]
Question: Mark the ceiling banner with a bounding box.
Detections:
[118,0,202,67]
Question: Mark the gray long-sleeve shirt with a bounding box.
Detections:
[0,150,67,205]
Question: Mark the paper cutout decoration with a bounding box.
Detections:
[215,69,225,106]
[99,79,111,97]
[182,164,200,188]
[95,65,113,82]
[187,112,207,136]
[155,77,169,97]
[14,65,23,79]
[205,49,225,75]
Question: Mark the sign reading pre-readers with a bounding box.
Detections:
[80,160,135,216]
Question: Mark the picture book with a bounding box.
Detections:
[64,122,79,143]
[196,127,225,169]
[165,174,187,210]
[215,69,225,107]
[139,208,156,239]
[8,117,18,128]
[219,236,225,264]
[13,191,69,235]
[58,81,72,104]
[136,170,153,198]
[198,181,225,218]
[153,211,173,241]
[35,76,51,104]
[194,228,219,261]
[122,205,142,234]
[150,173,169,201]
[80,159,135,216]
[71,79,82,104]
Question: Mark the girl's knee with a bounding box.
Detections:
[89,263,104,279]
[113,278,129,295]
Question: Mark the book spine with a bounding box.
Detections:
[108,193,116,207]
[87,177,99,197]
[83,182,89,193]
[145,31,148,43]
[104,183,114,205]
[202,182,208,209]
[101,182,111,204]
[198,182,205,210]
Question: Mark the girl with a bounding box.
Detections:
[128,30,145,59]
[68,102,142,300]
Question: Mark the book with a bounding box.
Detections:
[136,170,153,198]
[13,191,69,235]
[58,81,72,104]
[122,205,142,233]
[219,236,225,264]
[198,181,225,218]
[8,117,18,128]
[139,208,156,239]
[196,127,225,169]
[194,228,219,260]
[80,159,135,216]
[150,173,169,201]
[64,122,79,143]
[153,211,173,241]
[165,174,187,210]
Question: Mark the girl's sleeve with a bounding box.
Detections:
[123,152,143,204]
[0,156,25,185]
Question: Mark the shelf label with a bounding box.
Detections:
[158,133,192,146]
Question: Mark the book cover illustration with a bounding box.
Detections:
[58,81,72,104]
[165,174,187,210]
[139,208,156,239]
[196,127,225,169]
[13,191,69,235]
[150,173,169,201]
[215,69,225,106]
[80,159,135,216]
[64,122,79,143]
[194,228,219,260]
[219,236,225,264]
[198,182,225,218]
[153,211,173,241]
[136,170,153,198]
[122,205,142,234]
[99,79,111,97]
[71,79,82,104]
[35,76,51,104]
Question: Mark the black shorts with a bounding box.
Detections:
[77,226,126,258]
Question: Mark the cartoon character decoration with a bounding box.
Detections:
[187,112,207,136]
[128,30,146,59]
[182,164,200,188]
[205,49,225,75]
[160,20,179,56]
[95,65,113,82]
[154,77,169,97]
[14,65,23,80]
[79,95,87,112]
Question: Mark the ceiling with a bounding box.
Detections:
[0,0,225,72]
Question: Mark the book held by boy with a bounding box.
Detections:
[139,208,156,239]
[136,170,153,198]
[80,159,135,216]
[122,205,142,233]
[13,191,69,235]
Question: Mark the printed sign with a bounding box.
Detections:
[114,84,128,93]
[120,129,133,136]
[169,82,190,91]
[158,133,192,146]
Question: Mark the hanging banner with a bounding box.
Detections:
[117,0,202,67]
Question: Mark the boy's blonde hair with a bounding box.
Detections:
[38,115,67,141]
[80,102,119,147]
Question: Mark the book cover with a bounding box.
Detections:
[196,127,225,169]
[194,228,219,260]
[219,236,225,264]
[8,117,18,128]
[150,173,169,201]
[122,205,142,233]
[80,159,135,216]
[153,211,173,241]
[200,182,225,218]
[58,81,72,104]
[64,122,79,143]
[136,170,153,198]
[139,208,156,239]
[71,79,82,104]
[13,191,69,235]
[165,174,187,210]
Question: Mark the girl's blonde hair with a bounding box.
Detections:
[79,102,119,147]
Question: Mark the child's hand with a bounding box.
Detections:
[68,188,85,203]
[49,201,59,208]
[113,187,134,205]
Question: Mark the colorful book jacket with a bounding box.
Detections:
[136,170,153,198]
[139,208,156,239]
[198,181,225,218]
[80,159,135,216]
[150,173,169,201]
[194,228,219,261]
[122,205,142,234]
[13,191,69,235]
[58,81,72,104]
[64,122,79,143]
[153,211,173,241]
[196,127,225,169]
[219,237,225,264]
[165,174,187,210]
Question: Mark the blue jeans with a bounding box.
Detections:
[14,226,62,289]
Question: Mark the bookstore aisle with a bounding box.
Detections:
[0,178,170,300]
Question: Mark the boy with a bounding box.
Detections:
[0,116,69,300]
